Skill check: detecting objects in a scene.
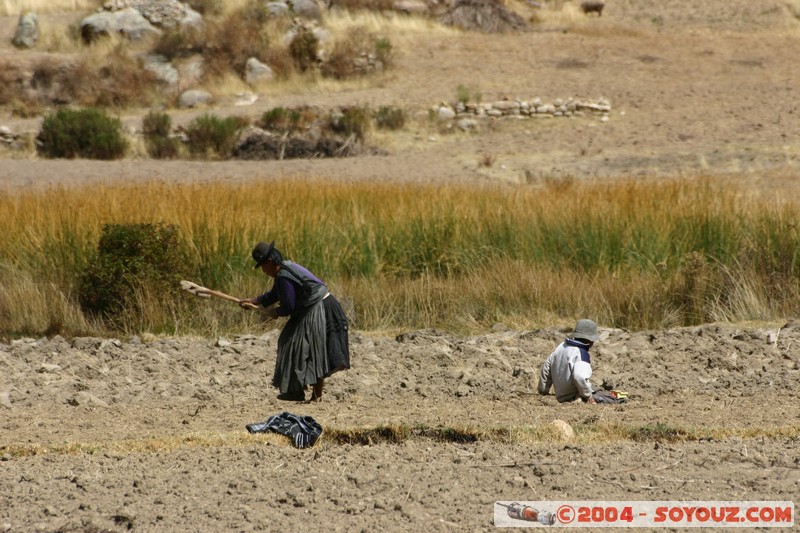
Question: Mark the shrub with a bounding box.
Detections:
[203,10,270,76]
[374,37,393,66]
[259,106,317,133]
[456,84,481,105]
[67,49,158,108]
[321,26,375,79]
[143,111,180,159]
[262,46,295,79]
[184,113,246,159]
[260,107,293,132]
[151,29,203,60]
[79,223,186,327]
[1,58,59,110]
[37,107,128,159]
[143,111,171,138]
[374,105,406,130]
[289,28,319,73]
[330,106,370,141]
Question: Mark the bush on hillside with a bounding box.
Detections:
[259,106,317,133]
[330,106,371,141]
[143,111,180,159]
[184,113,246,159]
[66,50,158,108]
[152,29,204,60]
[374,105,406,130]
[321,27,391,79]
[37,107,128,159]
[203,7,270,77]
[289,28,319,73]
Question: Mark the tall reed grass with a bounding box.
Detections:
[1,177,798,337]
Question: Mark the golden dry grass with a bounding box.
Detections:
[1,176,799,335]
[0,262,94,334]
[324,8,457,44]
[0,0,263,16]
[0,0,98,16]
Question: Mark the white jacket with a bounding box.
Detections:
[537,339,593,402]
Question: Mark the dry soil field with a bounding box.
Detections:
[1,1,800,532]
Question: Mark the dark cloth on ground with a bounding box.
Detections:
[246,411,323,448]
[592,390,629,404]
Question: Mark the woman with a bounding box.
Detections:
[241,241,350,402]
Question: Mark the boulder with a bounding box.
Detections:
[437,105,456,120]
[143,54,179,87]
[550,419,574,441]
[178,89,213,108]
[12,13,39,49]
[244,57,275,86]
[266,1,291,17]
[80,7,161,43]
[393,0,429,14]
[288,0,322,20]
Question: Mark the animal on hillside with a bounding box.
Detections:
[580,0,605,16]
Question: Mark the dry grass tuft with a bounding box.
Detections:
[0,262,95,336]
[324,8,458,46]
[36,18,85,53]
[0,0,98,16]
[202,10,271,79]
[328,0,395,12]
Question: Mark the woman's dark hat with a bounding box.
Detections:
[252,241,275,269]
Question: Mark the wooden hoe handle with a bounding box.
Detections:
[180,280,260,309]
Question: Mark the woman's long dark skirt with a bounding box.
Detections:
[272,295,350,394]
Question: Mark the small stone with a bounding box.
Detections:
[38,363,62,373]
[550,419,574,441]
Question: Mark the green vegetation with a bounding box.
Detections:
[331,106,371,141]
[142,111,180,159]
[374,105,406,130]
[322,27,391,79]
[0,178,799,337]
[289,28,319,73]
[259,106,311,133]
[374,37,393,66]
[36,107,128,159]
[79,223,188,331]
[456,83,481,105]
[184,113,246,159]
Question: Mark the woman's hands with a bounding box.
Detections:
[239,298,260,310]
[239,298,280,319]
